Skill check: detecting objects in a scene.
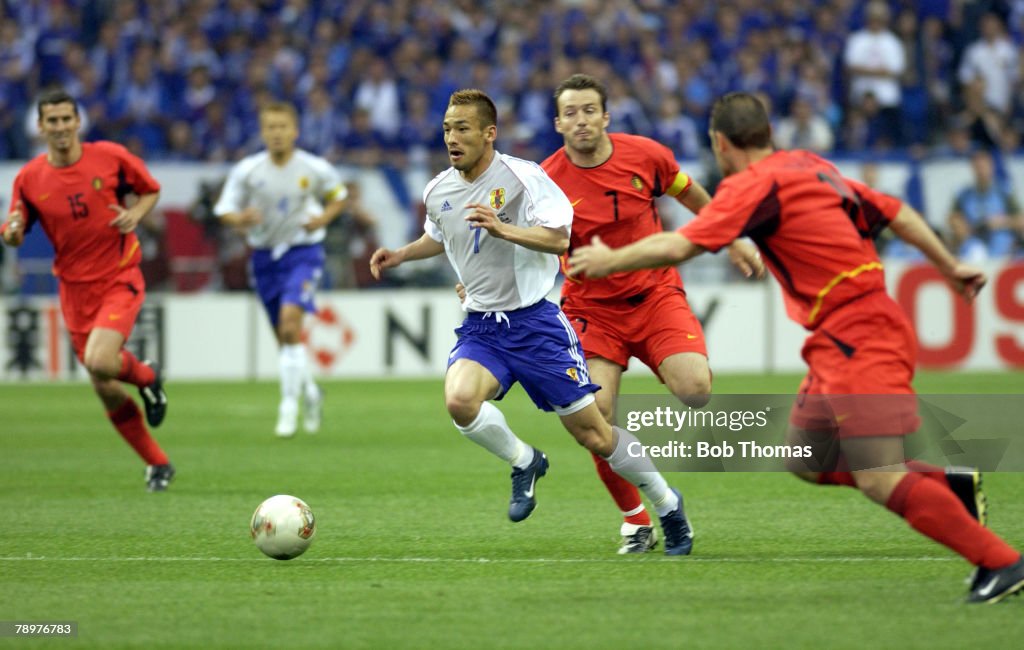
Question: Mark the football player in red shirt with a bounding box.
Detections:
[540,74,762,554]
[568,92,1022,603]
[1,90,174,492]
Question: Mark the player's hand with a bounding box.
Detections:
[2,200,25,246]
[303,214,329,232]
[369,247,402,280]
[727,240,765,279]
[455,282,466,304]
[235,207,262,230]
[464,203,505,238]
[566,235,615,279]
[109,204,142,234]
[945,263,987,303]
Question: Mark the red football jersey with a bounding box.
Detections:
[9,142,161,282]
[543,133,692,301]
[681,150,902,329]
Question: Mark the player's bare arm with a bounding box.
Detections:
[568,232,705,279]
[303,196,347,232]
[464,203,568,254]
[220,206,263,231]
[1,200,26,247]
[108,191,159,234]
[888,203,987,301]
[370,233,446,280]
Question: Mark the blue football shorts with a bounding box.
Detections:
[250,244,324,326]
[448,299,600,412]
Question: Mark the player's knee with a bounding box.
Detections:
[445,392,483,427]
[851,473,896,505]
[571,424,614,457]
[83,350,118,378]
[277,323,302,344]
[668,375,712,408]
[595,399,615,425]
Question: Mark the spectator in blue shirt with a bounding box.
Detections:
[948,149,1023,260]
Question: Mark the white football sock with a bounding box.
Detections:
[301,352,319,401]
[279,344,306,404]
[606,426,679,516]
[455,401,533,468]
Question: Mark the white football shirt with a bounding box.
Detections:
[423,151,573,312]
[214,150,347,254]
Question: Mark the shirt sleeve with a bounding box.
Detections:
[521,165,573,230]
[423,217,443,242]
[642,137,683,197]
[114,145,161,195]
[844,177,903,224]
[680,174,772,252]
[313,157,347,204]
[213,161,248,216]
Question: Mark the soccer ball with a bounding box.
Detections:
[250,495,316,560]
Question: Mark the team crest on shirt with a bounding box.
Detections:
[630,175,643,191]
[92,177,103,191]
[299,176,310,190]
[566,368,579,382]
[489,188,506,210]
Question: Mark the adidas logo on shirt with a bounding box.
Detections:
[441,200,453,212]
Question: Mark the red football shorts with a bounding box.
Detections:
[790,291,921,438]
[58,266,146,360]
[562,285,707,374]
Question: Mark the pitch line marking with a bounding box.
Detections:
[1,555,959,564]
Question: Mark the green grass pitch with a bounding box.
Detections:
[2,372,1023,649]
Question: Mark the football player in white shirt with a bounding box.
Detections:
[215,102,348,437]
[370,90,694,554]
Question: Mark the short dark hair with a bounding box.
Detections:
[553,74,608,114]
[448,89,497,128]
[710,92,772,149]
[37,89,78,119]
[259,100,299,123]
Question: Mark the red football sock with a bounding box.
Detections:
[904,459,950,489]
[886,473,1019,570]
[817,471,857,487]
[592,453,651,526]
[117,349,155,387]
[821,461,950,489]
[108,399,168,465]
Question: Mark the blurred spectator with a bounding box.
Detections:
[947,149,1023,261]
[163,120,200,161]
[843,1,905,147]
[956,77,1014,150]
[774,97,834,152]
[353,56,401,140]
[397,90,441,169]
[181,66,217,123]
[919,16,956,142]
[340,108,388,167]
[652,95,700,159]
[958,13,1019,119]
[299,86,344,162]
[607,75,652,136]
[34,1,79,88]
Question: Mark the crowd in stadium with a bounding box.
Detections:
[0,0,1022,163]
